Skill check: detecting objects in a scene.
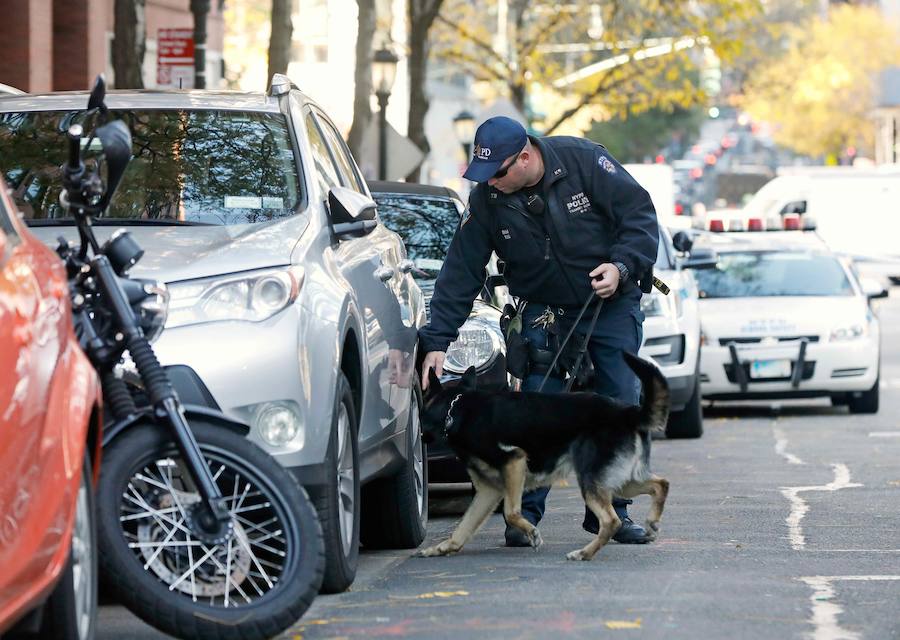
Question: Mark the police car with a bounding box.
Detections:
[691,229,886,412]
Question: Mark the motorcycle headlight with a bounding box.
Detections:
[165,267,304,329]
[444,317,503,374]
[137,282,169,343]
[830,324,866,342]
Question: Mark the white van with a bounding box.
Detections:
[737,168,900,281]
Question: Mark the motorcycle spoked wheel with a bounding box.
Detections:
[96,422,324,640]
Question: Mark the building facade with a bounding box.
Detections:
[0,0,224,93]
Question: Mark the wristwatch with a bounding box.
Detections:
[612,261,629,283]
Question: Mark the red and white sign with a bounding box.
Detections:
[157,29,195,89]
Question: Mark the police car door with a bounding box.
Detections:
[309,111,410,444]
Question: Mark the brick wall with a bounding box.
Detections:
[0,0,54,92]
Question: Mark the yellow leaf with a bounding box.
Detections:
[606,618,642,629]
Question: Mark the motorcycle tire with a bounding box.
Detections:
[95,421,324,640]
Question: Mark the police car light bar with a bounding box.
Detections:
[747,217,764,231]
[783,213,801,230]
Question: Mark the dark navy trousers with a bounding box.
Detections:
[516,290,646,525]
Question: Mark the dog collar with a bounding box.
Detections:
[444,393,463,435]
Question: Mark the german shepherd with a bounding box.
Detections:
[417,352,670,561]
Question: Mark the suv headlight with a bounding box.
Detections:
[640,291,675,318]
[165,267,304,329]
[444,317,503,374]
[830,323,866,342]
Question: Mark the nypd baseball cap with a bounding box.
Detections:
[463,116,528,183]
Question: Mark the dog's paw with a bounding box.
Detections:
[565,548,593,561]
[528,528,544,551]
[644,520,660,542]
[416,541,456,557]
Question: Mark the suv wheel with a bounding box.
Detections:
[313,372,360,593]
[361,382,428,549]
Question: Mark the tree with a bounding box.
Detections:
[267,0,295,82]
[739,4,900,158]
[347,0,377,157]
[405,0,446,181]
[431,0,765,134]
[112,0,146,89]
[589,104,705,163]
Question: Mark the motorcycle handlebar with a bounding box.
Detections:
[66,124,84,173]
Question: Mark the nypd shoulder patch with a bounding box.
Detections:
[460,205,472,227]
[599,155,617,174]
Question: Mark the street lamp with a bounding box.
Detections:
[452,110,476,161]
[372,45,399,181]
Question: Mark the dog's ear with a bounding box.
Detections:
[426,367,442,394]
[461,366,477,391]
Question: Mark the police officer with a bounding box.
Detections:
[420,116,659,546]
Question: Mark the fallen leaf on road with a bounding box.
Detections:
[390,590,470,600]
[605,618,642,629]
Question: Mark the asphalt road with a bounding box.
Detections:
[98,291,900,640]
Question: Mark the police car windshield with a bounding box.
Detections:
[0,109,301,225]
[694,251,854,298]
[373,193,459,278]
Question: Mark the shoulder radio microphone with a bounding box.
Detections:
[525,193,545,215]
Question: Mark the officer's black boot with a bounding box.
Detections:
[582,499,650,543]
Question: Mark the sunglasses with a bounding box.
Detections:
[492,150,522,180]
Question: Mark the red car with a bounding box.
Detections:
[0,177,103,639]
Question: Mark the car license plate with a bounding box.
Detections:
[749,359,792,379]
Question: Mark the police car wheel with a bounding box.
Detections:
[848,375,879,415]
[665,375,703,439]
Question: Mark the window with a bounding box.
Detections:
[314,113,365,193]
[304,112,340,195]
[694,251,854,298]
[0,110,302,226]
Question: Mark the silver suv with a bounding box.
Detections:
[0,75,428,593]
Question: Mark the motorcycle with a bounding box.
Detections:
[55,76,324,640]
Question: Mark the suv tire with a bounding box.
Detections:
[361,382,428,549]
[314,372,360,593]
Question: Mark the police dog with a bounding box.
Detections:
[417,352,670,561]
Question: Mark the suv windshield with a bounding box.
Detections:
[373,193,459,279]
[694,251,854,298]
[0,109,301,225]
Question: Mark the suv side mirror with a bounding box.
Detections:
[681,247,718,270]
[672,230,693,253]
[329,186,377,239]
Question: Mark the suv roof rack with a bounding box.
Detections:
[268,73,298,97]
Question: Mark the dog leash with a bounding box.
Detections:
[536,291,604,393]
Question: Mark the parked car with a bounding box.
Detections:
[0,176,103,639]
[369,181,508,482]
[691,230,884,412]
[0,74,428,594]
[640,227,711,438]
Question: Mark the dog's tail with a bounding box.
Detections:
[624,352,670,433]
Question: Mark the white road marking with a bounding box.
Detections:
[879,378,900,390]
[781,464,862,551]
[773,426,805,465]
[868,431,900,438]
[799,575,900,640]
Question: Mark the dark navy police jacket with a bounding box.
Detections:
[419,135,659,353]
